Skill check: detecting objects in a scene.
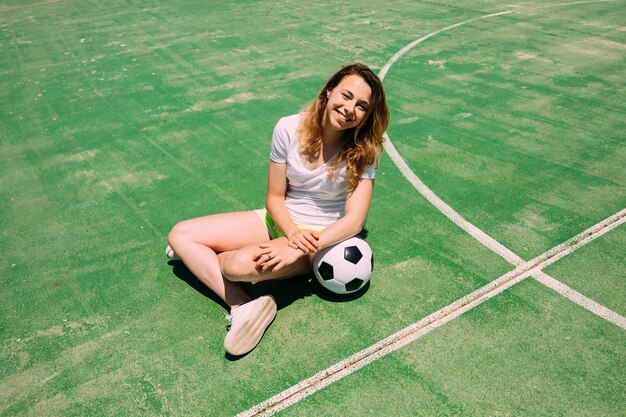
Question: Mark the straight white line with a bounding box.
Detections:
[534,272,626,329]
[144,137,246,210]
[383,80,626,329]
[237,209,625,417]
[100,180,164,239]
[531,210,626,330]
[528,208,625,272]
[237,272,526,417]
[540,0,616,8]
[63,44,246,211]
[377,2,626,332]
[238,3,624,415]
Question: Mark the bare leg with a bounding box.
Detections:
[220,238,314,283]
[167,211,271,309]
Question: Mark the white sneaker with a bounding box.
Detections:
[165,245,181,261]
[224,295,277,356]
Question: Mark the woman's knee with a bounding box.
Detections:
[220,251,256,282]
[167,220,194,246]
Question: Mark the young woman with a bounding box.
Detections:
[167,63,390,356]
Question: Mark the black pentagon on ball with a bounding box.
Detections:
[343,245,363,264]
[317,261,334,281]
[345,278,365,292]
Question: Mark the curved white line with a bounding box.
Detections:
[238,3,625,415]
[378,10,523,266]
[237,210,626,417]
[383,134,524,265]
[378,11,512,80]
[377,8,626,322]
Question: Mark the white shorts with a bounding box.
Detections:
[254,209,323,239]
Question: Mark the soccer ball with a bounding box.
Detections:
[313,237,373,294]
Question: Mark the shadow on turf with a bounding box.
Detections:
[169,260,370,360]
[169,260,370,310]
[169,227,371,310]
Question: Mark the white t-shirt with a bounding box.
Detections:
[269,113,376,229]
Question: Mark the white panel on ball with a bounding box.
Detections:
[313,237,373,294]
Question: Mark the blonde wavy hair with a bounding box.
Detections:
[298,63,390,193]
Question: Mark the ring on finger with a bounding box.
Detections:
[266,253,272,260]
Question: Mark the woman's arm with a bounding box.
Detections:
[265,161,320,253]
[254,161,316,271]
[266,161,373,253]
[317,178,374,249]
[257,167,373,270]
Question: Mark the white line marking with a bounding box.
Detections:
[144,137,245,210]
[378,11,524,267]
[531,209,626,330]
[378,11,513,81]
[383,134,524,266]
[534,272,626,329]
[378,3,626,331]
[100,180,164,239]
[238,2,624,415]
[540,0,616,7]
[237,210,625,417]
[527,209,625,273]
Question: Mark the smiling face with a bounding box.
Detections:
[324,74,372,133]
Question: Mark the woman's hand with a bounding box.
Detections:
[287,229,320,253]
[253,239,307,272]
